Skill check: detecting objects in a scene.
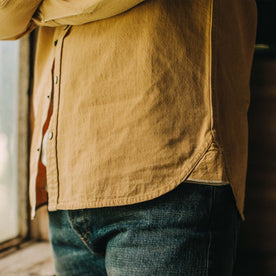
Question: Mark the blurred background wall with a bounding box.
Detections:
[235,1,276,275]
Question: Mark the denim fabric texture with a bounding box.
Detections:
[48,182,241,276]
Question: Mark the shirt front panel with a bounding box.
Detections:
[29,0,257,219]
[51,0,213,209]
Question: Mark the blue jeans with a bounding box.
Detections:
[48,182,241,276]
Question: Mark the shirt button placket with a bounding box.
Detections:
[48,29,64,209]
[48,26,71,210]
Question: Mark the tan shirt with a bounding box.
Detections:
[0,0,257,219]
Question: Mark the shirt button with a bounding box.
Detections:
[48,132,53,140]
[54,40,58,46]
[55,76,58,84]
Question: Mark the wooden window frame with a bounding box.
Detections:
[0,35,31,254]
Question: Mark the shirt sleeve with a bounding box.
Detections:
[0,0,42,40]
[32,0,145,27]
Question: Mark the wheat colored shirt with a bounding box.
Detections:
[0,0,257,219]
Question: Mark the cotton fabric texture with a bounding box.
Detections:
[49,182,241,275]
[0,0,257,219]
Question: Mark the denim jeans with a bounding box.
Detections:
[48,182,241,276]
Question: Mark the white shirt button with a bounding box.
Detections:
[48,131,53,140]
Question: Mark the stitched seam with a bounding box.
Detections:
[55,27,71,205]
[209,0,215,134]
[209,0,233,189]
[206,186,215,276]
[80,231,91,243]
[207,0,246,220]
[185,179,229,185]
[66,210,86,242]
[67,210,93,250]
[209,0,232,200]
[209,0,238,218]
[206,233,212,276]
[81,209,91,243]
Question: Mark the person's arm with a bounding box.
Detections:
[33,0,145,27]
[0,0,42,40]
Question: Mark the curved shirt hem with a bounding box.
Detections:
[46,134,245,220]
